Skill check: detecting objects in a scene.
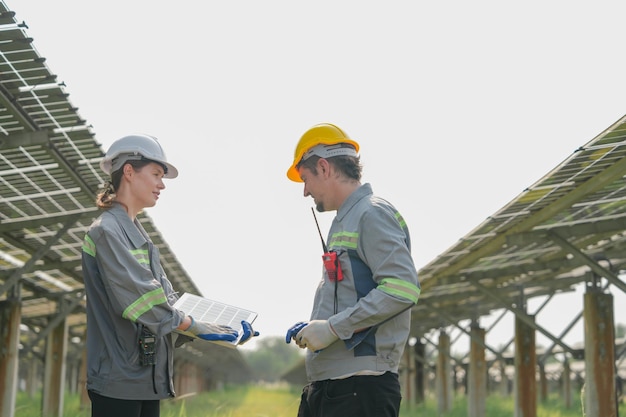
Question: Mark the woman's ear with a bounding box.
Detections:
[123,163,134,178]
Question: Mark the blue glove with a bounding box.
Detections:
[238,320,259,345]
[285,321,308,344]
[187,316,238,342]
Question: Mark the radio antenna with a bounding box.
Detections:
[311,207,328,253]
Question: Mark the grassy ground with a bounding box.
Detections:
[14,385,626,416]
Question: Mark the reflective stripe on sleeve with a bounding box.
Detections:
[378,278,420,304]
[395,212,407,228]
[122,287,168,322]
[82,235,96,257]
[329,231,359,249]
[130,249,150,265]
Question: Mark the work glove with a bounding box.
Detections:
[296,320,339,351]
[285,321,308,344]
[174,334,195,348]
[187,316,239,342]
[238,320,260,345]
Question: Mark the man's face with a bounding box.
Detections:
[298,163,327,212]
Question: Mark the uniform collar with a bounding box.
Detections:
[109,203,149,248]
[336,183,372,221]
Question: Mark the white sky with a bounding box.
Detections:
[10,1,626,352]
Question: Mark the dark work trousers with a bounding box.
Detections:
[88,391,160,417]
[297,371,402,417]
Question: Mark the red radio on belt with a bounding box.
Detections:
[322,251,343,282]
[312,208,343,282]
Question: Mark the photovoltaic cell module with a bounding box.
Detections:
[173,293,258,347]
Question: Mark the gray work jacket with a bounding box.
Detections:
[82,203,185,399]
[306,183,421,381]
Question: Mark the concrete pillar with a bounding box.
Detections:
[42,319,68,417]
[436,331,453,414]
[0,300,21,417]
[468,326,486,417]
[414,339,426,404]
[514,314,536,417]
[26,355,39,398]
[400,343,415,405]
[499,360,509,396]
[562,359,571,409]
[539,363,547,403]
[79,344,89,410]
[583,292,616,417]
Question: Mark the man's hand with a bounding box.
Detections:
[238,320,259,345]
[296,320,338,351]
[187,316,238,342]
[285,321,308,344]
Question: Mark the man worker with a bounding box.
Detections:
[285,123,421,417]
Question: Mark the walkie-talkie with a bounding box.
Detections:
[139,326,157,366]
[312,208,343,281]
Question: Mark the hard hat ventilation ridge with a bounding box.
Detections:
[302,143,358,162]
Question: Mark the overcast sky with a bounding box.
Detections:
[10,1,626,351]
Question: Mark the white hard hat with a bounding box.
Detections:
[100,134,178,178]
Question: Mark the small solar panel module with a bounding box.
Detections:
[173,292,258,347]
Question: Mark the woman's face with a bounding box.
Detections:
[127,162,166,209]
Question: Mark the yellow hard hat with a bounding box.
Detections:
[287,123,360,182]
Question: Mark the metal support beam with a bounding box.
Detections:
[0,209,96,232]
[508,214,626,243]
[0,214,81,297]
[423,153,626,293]
[0,130,48,149]
[473,281,578,357]
[48,140,101,196]
[436,308,506,363]
[549,231,626,294]
[539,310,583,363]
[538,278,608,364]
[19,291,84,356]
[422,334,463,368]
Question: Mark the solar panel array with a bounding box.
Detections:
[413,115,626,337]
[2,0,626,357]
[0,2,200,346]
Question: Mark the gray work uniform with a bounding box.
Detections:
[82,203,185,400]
[306,183,421,382]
